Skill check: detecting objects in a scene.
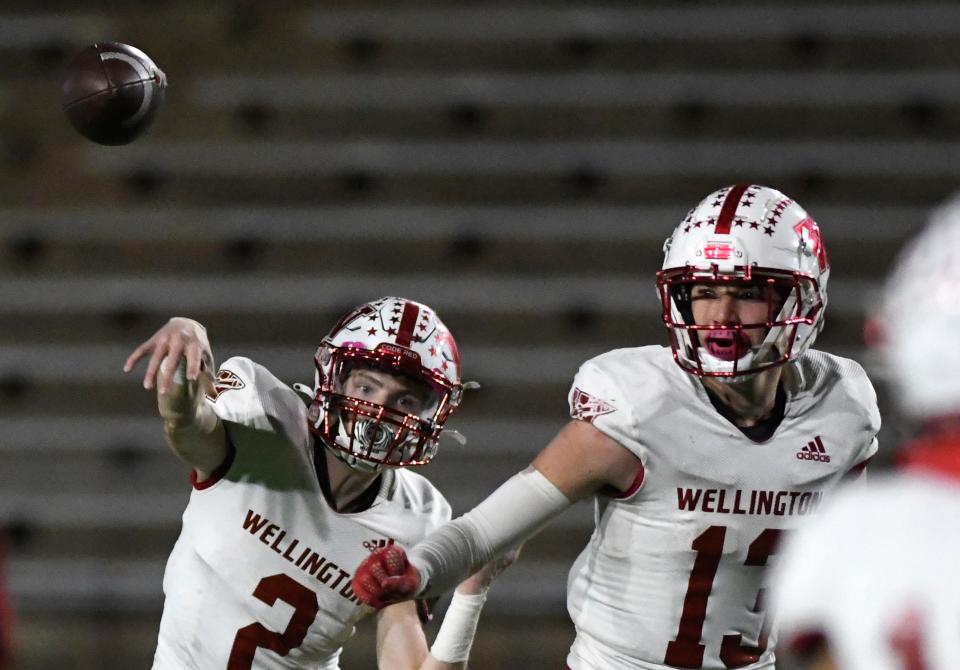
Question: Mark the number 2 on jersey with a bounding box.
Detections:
[227,573,320,669]
[664,526,782,669]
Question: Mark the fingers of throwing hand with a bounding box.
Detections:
[123,338,154,374]
[157,341,185,395]
[126,319,212,391]
[184,341,202,382]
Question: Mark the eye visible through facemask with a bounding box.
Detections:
[335,361,439,420]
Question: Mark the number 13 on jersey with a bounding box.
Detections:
[665,526,783,669]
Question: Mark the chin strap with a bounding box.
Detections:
[437,380,480,446]
[439,429,468,446]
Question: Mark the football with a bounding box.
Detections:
[61,42,167,145]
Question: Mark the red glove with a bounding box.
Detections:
[352,545,421,609]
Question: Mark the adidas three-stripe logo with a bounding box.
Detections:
[362,538,395,553]
[796,436,831,463]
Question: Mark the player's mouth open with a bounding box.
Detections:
[704,330,752,361]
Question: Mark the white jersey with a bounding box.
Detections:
[564,346,879,670]
[153,357,451,670]
[772,469,960,670]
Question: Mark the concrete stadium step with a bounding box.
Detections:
[0,237,666,277]
[0,309,874,356]
[79,138,960,179]
[166,99,960,143]
[0,230,914,278]
[14,170,959,206]
[16,75,960,145]
[0,273,879,319]
[301,5,960,43]
[50,138,958,205]
[180,70,960,141]
[295,5,960,71]
[191,70,960,111]
[6,4,956,76]
[0,204,921,283]
[0,308,656,348]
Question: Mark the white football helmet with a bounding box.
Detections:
[656,184,830,380]
[308,297,463,471]
[882,195,960,418]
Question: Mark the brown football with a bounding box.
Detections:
[61,42,167,145]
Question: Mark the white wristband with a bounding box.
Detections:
[429,591,487,663]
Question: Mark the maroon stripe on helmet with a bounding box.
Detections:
[714,184,750,234]
[396,302,420,347]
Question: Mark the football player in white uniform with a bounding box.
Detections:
[771,196,960,670]
[124,297,511,669]
[352,185,880,670]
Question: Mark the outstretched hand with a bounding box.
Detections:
[123,317,213,394]
[352,544,421,609]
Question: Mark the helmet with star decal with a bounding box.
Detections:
[308,297,463,471]
[656,184,830,380]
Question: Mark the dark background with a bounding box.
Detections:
[0,1,952,667]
